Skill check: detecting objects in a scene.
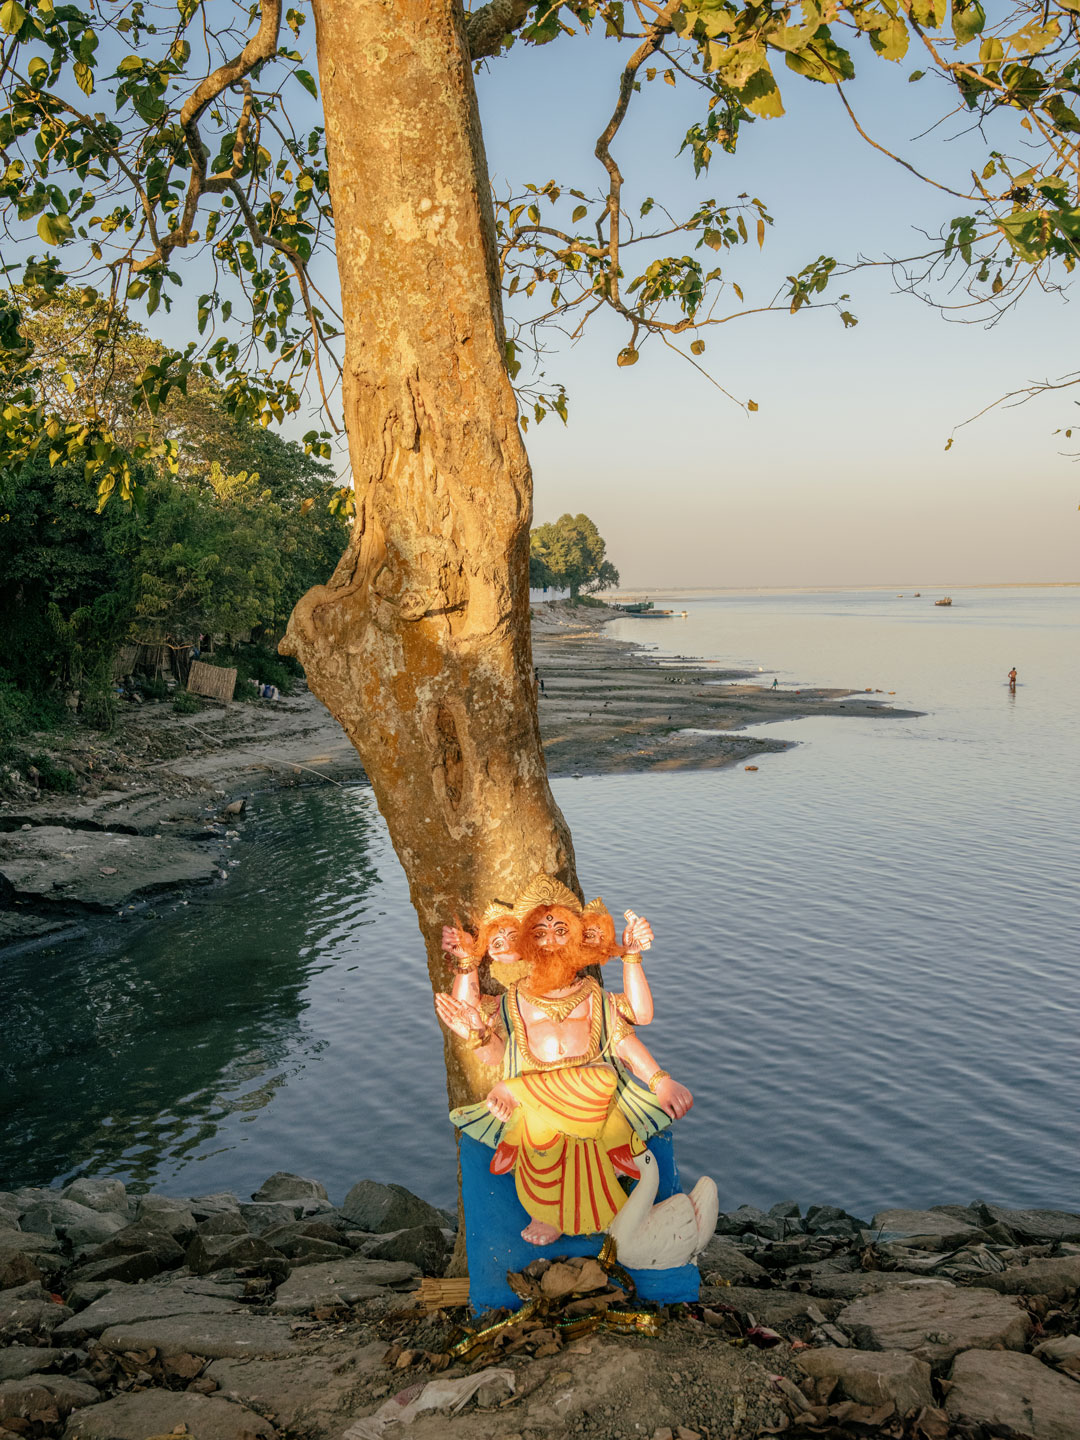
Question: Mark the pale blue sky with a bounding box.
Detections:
[477,25,1079,588]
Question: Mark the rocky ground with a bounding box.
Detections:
[1,1173,1077,1440]
[1,602,920,953]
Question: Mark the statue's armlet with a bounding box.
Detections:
[607,993,636,1046]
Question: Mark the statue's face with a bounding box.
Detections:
[581,919,602,947]
[488,923,517,957]
[529,907,577,949]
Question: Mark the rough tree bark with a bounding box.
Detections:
[282,0,578,1113]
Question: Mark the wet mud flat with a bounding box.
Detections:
[1,1170,1077,1440]
[532,602,921,778]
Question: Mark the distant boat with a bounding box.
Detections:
[934,597,953,607]
[617,601,674,617]
[915,592,921,597]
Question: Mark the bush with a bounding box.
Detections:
[172,689,203,714]
[140,676,169,701]
[30,753,78,793]
[81,661,117,733]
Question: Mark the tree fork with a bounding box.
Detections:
[282,0,578,1113]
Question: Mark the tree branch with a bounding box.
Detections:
[466,0,534,59]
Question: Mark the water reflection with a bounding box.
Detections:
[0,788,385,1191]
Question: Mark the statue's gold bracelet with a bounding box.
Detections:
[451,957,479,974]
[462,1025,492,1050]
[623,953,644,965]
[647,1068,670,1093]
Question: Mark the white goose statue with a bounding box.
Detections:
[607,1149,719,1270]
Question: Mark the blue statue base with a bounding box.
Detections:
[460,1129,701,1313]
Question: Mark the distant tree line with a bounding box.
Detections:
[529,513,619,599]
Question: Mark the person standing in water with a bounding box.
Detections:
[1008,667,1017,692]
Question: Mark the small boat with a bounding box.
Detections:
[914,592,921,597]
[617,601,674,617]
[934,596,953,606]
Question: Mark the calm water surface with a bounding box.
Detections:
[3,587,1078,1218]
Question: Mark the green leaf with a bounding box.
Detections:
[868,16,909,61]
[295,68,318,98]
[951,0,985,46]
[909,0,946,25]
[740,66,785,117]
[1044,95,1080,133]
[36,212,73,245]
[616,346,639,367]
[572,204,587,223]
[73,61,93,95]
[908,69,926,81]
[784,29,855,85]
[27,55,48,86]
[995,210,1049,263]
[126,278,148,298]
[0,0,26,34]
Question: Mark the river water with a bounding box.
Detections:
[3,587,1078,1219]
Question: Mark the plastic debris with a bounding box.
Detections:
[341,1367,515,1439]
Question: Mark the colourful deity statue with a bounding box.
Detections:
[435,875,717,1266]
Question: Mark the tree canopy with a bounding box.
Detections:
[0,0,1077,503]
[531,512,621,595]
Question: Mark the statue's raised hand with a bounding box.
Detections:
[622,911,654,953]
[441,924,470,962]
[434,991,486,1039]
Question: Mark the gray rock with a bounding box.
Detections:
[714,1205,784,1240]
[797,1348,934,1415]
[238,1202,302,1234]
[340,1180,445,1234]
[68,1252,161,1286]
[975,1203,1080,1245]
[1034,1334,1080,1364]
[0,1230,60,1260]
[97,1313,296,1359]
[698,1238,769,1286]
[869,1208,986,1251]
[65,1282,114,1311]
[85,1221,185,1269]
[979,1254,1080,1300]
[0,1283,73,1340]
[270,1257,418,1314]
[805,1205,868,1238]
[712,1287,842,1330]
[188,1192,241,1221]
[260,1219,347,1249]
[64,1390,276,1440]
[0,1379,57,1422]
[0,1350,67,1383]
[837,1285,1032,1366]
[197,1211,251,1238]
[270,1236,352,1266]
[53,1281,241,1340]
[61,1180,128,1218]
[21,1199,126,1251]
[0,1376,99,1418]
[0,1251,45,1290]
[249,1173,329,1207]
[133,1195,196,1240]
[206,1347,385,1432]
[361,1224,448,1275]
[185,1234,284,1277]
[807,1271,957,1301]
[946,1348,1080,1440]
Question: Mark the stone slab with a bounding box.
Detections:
[0,827,220,911]
[97,1313,296,1359]
[53,1282,241,1339]
[270,1256,418,1314]
[0,1349,67,1383]
[980,1254,1080,1300]
[869,1209,986,1250]
[206,1345,385,1430]
[0,1283,73,1339]
[807,1272,957,1301]
[976,1204,1080,1244]
[711,1287,843,1329]
[837,1286,1032,1366]
[698,1239,769,1286]
[946,1348,1080,1440]
[340,1180,445,1234]
[64,1390,276,1440]
[797,1347,935,1414]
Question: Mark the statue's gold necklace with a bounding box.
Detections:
[518,978,591,1024]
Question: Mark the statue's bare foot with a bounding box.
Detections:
[521,1219,561,1245]
[485,1081,519,1123]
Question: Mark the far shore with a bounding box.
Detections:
[0,599,920,950]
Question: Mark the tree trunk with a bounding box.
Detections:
[282,0,578,1113]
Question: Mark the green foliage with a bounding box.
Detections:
[172,689,203,715]
[530,513,620,597]
[29,752,77,792]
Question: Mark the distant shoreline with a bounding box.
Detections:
[532,599,922,779]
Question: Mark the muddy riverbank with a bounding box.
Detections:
[0,601,919,950]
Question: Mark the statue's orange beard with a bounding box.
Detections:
[518,926,591,995]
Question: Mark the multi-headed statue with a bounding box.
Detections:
[435,874,713,1253]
